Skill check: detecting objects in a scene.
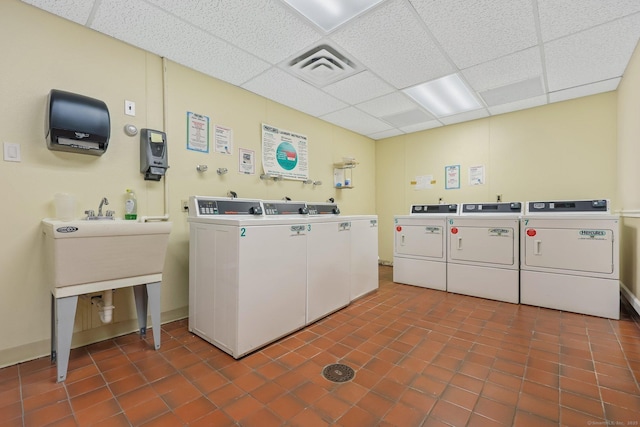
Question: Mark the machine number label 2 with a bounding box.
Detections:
[240,227,246,237]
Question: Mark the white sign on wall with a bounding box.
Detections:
[261,123,309,180]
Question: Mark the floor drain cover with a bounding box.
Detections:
[322,364,355,383]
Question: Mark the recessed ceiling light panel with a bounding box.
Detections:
[403,74,483,118]
[282,0,385,33]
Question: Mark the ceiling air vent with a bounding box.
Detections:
[285,44,361,87]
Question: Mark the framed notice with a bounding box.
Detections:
[469,165,485,186]
[239,148,255,175]
[186,112,209,153]
[445,164,460,190]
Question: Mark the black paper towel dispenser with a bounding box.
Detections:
[45,89,110,156]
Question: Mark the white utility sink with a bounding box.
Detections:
[42,219,172,288]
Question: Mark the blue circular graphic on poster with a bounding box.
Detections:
[276,142,298,170]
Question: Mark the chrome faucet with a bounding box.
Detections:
[85,197,115,220]
[98,197,108,216]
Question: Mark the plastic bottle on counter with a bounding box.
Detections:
[125,189,137,220]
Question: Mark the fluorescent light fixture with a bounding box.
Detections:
[403,74,483,118]
[282,0,384,33]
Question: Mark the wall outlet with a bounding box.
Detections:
[182,200,189,212]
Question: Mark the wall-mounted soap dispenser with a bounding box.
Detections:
[140,128,168,180]
[45,89,110,155]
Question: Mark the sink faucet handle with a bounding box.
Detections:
[106,210,115,217]
[85,210,95,218]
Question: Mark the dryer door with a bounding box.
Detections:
[523,226,615,274]
[394,224,444,259]
[449,225,516,266]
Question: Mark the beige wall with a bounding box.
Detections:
[376,93,618,262]
[0,1,375,367]
[618,40,640,306]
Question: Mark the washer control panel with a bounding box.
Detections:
[526,199,609,214]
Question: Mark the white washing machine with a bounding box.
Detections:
[447,202,523,303]
[520,199,619,319]
[188,196,307,358]
[306,202,350,324]
[394,204,460,290]
[349,215,379,301]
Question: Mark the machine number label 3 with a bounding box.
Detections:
[579,229,608,240]
[488,228,511,237]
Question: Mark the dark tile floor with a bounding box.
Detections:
[2,266,640,426]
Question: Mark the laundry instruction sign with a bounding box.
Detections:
[261,124,309,180]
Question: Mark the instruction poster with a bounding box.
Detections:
[445,164,460,189]
[239,148,255,175]
[469,165,485,185]
[187,112,209,153]
[214,124,233,154]
[261,123,309,180]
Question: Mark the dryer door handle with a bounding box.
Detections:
[534,239,542,255]
[457,237,462,250]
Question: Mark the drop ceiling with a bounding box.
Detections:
[20,0,640,140]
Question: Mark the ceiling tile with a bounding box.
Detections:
[323,71,395,105]
[545,13,640,92]
[537,0,640,42]
[20,0,95,25]
[19,0,640,138]
[357,92,421,117]
[480,77,544,106]
[488,95,547,116]
[321,107,393,135]
[147,0,322,64]
[462,47,543,93]
[331,0,454,89]
[549,78,620,104]
[242,68,347,117]
[400,120,443,134]
[90,0,270,86]
[439,109,490,126]
[368,129,405,140]
[411,0,538,69]
[381,109,435,128]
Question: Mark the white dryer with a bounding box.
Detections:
[520,199,619,319]
[447,202,523,303]
[349,215,379,301]
[188,196,307,358]
[394,204,460,291]
[306,202,350,324]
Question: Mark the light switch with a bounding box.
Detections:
[3,142,21,162]
[125,100,136,116]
